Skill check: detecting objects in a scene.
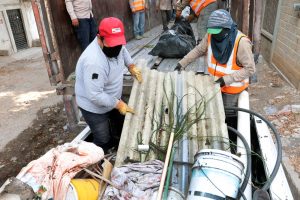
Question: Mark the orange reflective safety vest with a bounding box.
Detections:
[190,0,216,16]
[129,0,145,13]
[207,31,249,94]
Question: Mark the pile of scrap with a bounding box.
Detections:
[0,141,107,200]
[0,141,166,200]
[116,61,231,194]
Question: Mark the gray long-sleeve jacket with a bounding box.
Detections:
[65,0,93,20]
[75,38,133,114]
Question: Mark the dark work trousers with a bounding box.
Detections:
[79,108,124,153]
[222,92,240,154]
[74,17,97,50]
[160,10,172,31]
[222,93,239,117]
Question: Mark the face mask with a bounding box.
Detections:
[212,29,230,42]
[102,45,122,58]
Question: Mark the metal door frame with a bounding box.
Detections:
[2,9,18,52]
[2,3,32,53]
[6,8,29,51]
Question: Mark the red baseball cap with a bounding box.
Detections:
[98,17,126,47]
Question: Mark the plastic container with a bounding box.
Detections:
[181,6,191,18]
[65,179,99,200]
[187,149,244,200]
[151,187,185,200]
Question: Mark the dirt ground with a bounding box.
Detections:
[0,48,61,150]
[0,48,67,186]
[0,103,83,185]
[0,50,299,188]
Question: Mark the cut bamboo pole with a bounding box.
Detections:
[141,69,158,162]
[149,72,165,160]
[242,0,250,36]
[186,72,198,162]
[162,147,175,199]
[156,132,175,200]
[98,159,113,200]
[83,169,119,190]
[253,0,263,55]
[195,75,206,150]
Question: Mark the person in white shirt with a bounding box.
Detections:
[65,0,97,50]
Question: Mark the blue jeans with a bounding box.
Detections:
[132,11,145,37]
[74,17,97,50]
[79,108,124,152]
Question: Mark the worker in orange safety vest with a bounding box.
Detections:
[129,0,148,40]
[175,9,256,111]
[176,0,218,43]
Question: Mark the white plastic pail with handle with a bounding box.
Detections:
[187,149,244,200]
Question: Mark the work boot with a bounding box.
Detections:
[100,142,114,155]
[135,35,142,40]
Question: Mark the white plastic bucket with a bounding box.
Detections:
[151,186,185,200]
[187,149,244,200]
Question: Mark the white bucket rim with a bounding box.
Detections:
[193,149,245,178]
[192,164,243,180]
[194,154,244,170]
[194,149,244,165]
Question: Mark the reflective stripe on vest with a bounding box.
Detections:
[190,0,216,16]
[129,0,145,12]
[207,31,249,94]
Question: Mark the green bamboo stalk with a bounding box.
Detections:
[162,147,176,200]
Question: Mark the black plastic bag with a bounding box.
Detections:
[149,20,196,58]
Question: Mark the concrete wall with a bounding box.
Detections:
[0,0,20,6]
[261,36,272,63]
[0,11,13,56]
[272,0,300,89]
[0,0,39,56]
[22,2,39,46]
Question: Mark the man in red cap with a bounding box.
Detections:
[75,17,142,153]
